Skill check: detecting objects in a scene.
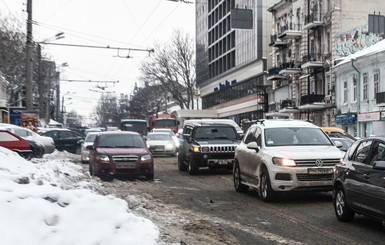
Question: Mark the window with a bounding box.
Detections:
[343,80,348,103]
[0,131,19,142]
[353,74,357,101]
[369,141,385,165]
[352,140,372,164]
[363,73,368,100]
[374,70,380,95]
[243,126,256,144]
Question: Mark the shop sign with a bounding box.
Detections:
[335,114,356,125]
[357,112,380,122]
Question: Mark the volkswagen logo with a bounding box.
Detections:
[315,159,323,167]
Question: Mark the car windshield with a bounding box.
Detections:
[265,127,333,146]
[85,134,98,142]
[194,126,237,140]
[147,134,172,141]
[98,134,145,148]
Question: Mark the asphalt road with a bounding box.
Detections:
[87,156,385,245]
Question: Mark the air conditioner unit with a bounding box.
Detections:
[0,99,7,107]
[324,95,331,103]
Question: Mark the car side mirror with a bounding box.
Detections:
[334,140,343,148]
[247,141,259,153]
[86,145,94,150]
[373,161,385,170]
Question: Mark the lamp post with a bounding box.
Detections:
[61,92,75,125]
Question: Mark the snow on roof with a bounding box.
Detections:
[336,38,385,67]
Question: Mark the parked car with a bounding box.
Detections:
[321,127,357,141]
[88,131,154,180]
[146,132,178,156]
[0,129,33,159]
[178,119,241,175]
[333,136,385,222]
[41,128,84,154]
[233,119,344,202]
[80,132,99,163]
[0,123,55,158]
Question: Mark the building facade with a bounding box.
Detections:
[196,0,279,126]
[266,0,385,132]
[334,40,385,137]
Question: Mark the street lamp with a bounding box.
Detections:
[61,92,75,125]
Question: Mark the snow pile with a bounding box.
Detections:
[0,147,160,245]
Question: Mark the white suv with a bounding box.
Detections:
[233,119,344,202]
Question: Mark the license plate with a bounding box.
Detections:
[308,168,333,175]
[218,160,229,165]
[116,163,136,169]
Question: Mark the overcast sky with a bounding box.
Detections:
[0,0,195,123]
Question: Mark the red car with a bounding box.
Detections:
[88,131,154,180]
[0,130,33,159]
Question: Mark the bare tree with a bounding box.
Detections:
[139,29,196,110]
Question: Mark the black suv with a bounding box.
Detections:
[177,120,241,175]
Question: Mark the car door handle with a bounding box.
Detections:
[363,173,370,179]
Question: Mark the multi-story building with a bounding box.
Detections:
[0,73,10,123]
[334,40,385,137]
[196,0,279,126]
[267,0,385,130]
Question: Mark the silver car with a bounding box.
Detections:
[146,132,177,157]
[81,132,99,163]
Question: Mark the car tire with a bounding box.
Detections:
[233,163,249,193]
[334,185,355,222]
[188,158,199,175]
[146,173,154,180]
[178,154,187,171]
[259,168,276,202]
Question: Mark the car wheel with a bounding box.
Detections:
[146,173,154,180]
[35,147,44,158]
[334,186,355,222]
[233,163,249,193]
[259,168,276,202]
[178,154,187,171]
[188,158,199,175]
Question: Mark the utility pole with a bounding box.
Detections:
[26,0,33,111]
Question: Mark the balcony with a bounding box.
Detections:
[301,53,324,69]
[267,67,287,81]
[279,61,302,75]
[376,91,385,106]
[300,94,325,105]
[303,13,324,30]
[269,34,287,48]
[278,23,302,40]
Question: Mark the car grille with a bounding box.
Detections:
[296,174,333,181]
[294,158,340,167]
[112,155,138,162]
[202,145,236,153]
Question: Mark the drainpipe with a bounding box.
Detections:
[351,59,361,138]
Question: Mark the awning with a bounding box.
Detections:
[298,103,326,111]
[279,108,300,113]
[299,74,310,80]
[267,74,287,80]
[265,112,291,118]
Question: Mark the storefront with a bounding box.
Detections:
[357,112,385,137]
[335,114,357,137]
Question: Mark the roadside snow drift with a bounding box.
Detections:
[0,147,160,245]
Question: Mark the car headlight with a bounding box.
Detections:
[165,143,174,150]
[96,154,110,162]
[272,157,296,167]
[141,154,152,161]
[201,147,209,152]
[191,146,201,152]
